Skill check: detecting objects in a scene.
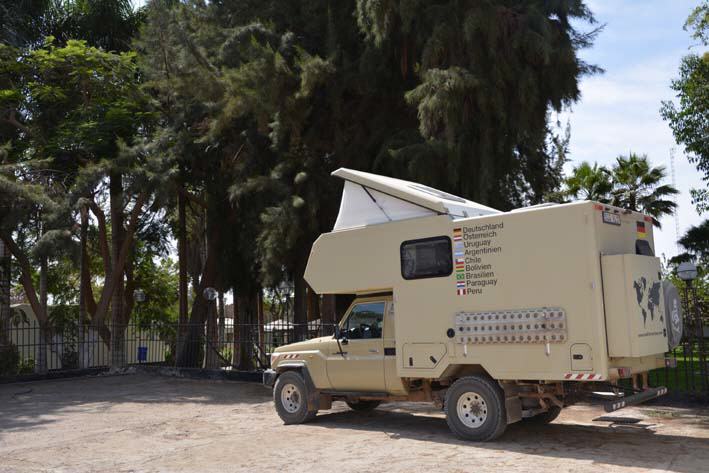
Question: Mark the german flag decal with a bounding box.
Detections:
[636,221,647,239]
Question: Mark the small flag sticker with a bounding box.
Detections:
[453,228,467,296]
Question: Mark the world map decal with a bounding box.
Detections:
[632,277,662,326]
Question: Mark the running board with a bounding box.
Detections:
[604,386,668,412]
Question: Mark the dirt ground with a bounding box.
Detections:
[1,374,708,473]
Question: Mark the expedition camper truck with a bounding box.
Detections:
[264,168,683,441]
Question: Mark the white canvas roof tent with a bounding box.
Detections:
[332,168,500,231]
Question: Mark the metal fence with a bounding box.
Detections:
[0,320,336,380]
[647,285,708,402]
[2,301,707,404]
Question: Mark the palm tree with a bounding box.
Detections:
[610,153,678,227]
[564,161,613,203]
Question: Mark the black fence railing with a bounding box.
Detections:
[647,287,708,402]
[2,306,707,404]
[0,320,336,379]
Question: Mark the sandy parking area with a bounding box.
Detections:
[1,374,708,473]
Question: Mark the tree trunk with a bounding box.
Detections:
[0,232,50,351]
[237,293,256,370]
[37,256,48,373]
[78,207,88,368]
[257,289,264,365]
[306,285,320,336]
[335,295,355,322]
[175,226,218,368]
[205,298,219,369]
[293,251,308,342]
[231,295,239,367]
[0,240,10,346]
[177,190,188,357]
[110,173,125,369]
[218,290,225,350]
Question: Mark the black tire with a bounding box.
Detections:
[444,375,507,441]
[273,371,318,424]
[346,400,381,412]
[523,405,562,425]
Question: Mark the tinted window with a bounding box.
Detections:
[343,302,385,340]
[400,236,452,280]
[636,239,654,256]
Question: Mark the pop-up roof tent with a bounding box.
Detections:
[332,168,500,231]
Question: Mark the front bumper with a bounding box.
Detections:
[263,369,277,388]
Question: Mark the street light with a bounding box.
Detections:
[134,289,146,303]
[677,262,698,284]
[203,287,218,301]
[203,287,219,369]
[133,289,147,363]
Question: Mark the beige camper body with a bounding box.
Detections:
[306,200,667,382]
[266,169,675,441]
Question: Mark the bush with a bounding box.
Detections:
[220,347,233,366]
[18,357,35,374]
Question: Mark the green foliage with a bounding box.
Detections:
[564,161,612,203]
[661,3,708,214]
[676,219,709,267]
[685,2,709,45]
[3,1,602,336]
[357,0,600,208]
[610,153,678,226]
[564,153,678,227]
[132,256,179,327]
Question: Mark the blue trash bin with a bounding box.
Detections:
[138,346,148,362]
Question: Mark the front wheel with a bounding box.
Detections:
[273,371,318,424]
[444,375,507,441]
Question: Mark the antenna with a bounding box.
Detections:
[670,146,681,254]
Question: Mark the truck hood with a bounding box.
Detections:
[274,335,332,353]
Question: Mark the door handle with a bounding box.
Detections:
[368,349,379,353]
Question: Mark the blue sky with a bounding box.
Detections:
[563,0,706,260]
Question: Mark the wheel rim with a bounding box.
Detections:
[456,391,488,428]
[281,383,302,413]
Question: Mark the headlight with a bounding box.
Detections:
[270,353,279,366]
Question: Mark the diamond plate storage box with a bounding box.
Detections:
[601,254,668,358]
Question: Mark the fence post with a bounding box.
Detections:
[691,285,708,395]
[205,298,219,369]
[111,319,126,369]
[0,240,10,346]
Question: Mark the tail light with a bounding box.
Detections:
[617,367,632,378]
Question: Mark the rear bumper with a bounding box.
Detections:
[263,369,278,388]
[604,386,668,412]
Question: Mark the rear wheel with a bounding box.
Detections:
[444,375,507,441]
[273,371,318,424]
[346,400,381,412]
[523,405,562,425]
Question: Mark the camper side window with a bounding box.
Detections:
[400,236,452,280]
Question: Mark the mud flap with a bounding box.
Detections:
[506,396,523,424]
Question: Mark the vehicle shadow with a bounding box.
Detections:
[312,406,709,473]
